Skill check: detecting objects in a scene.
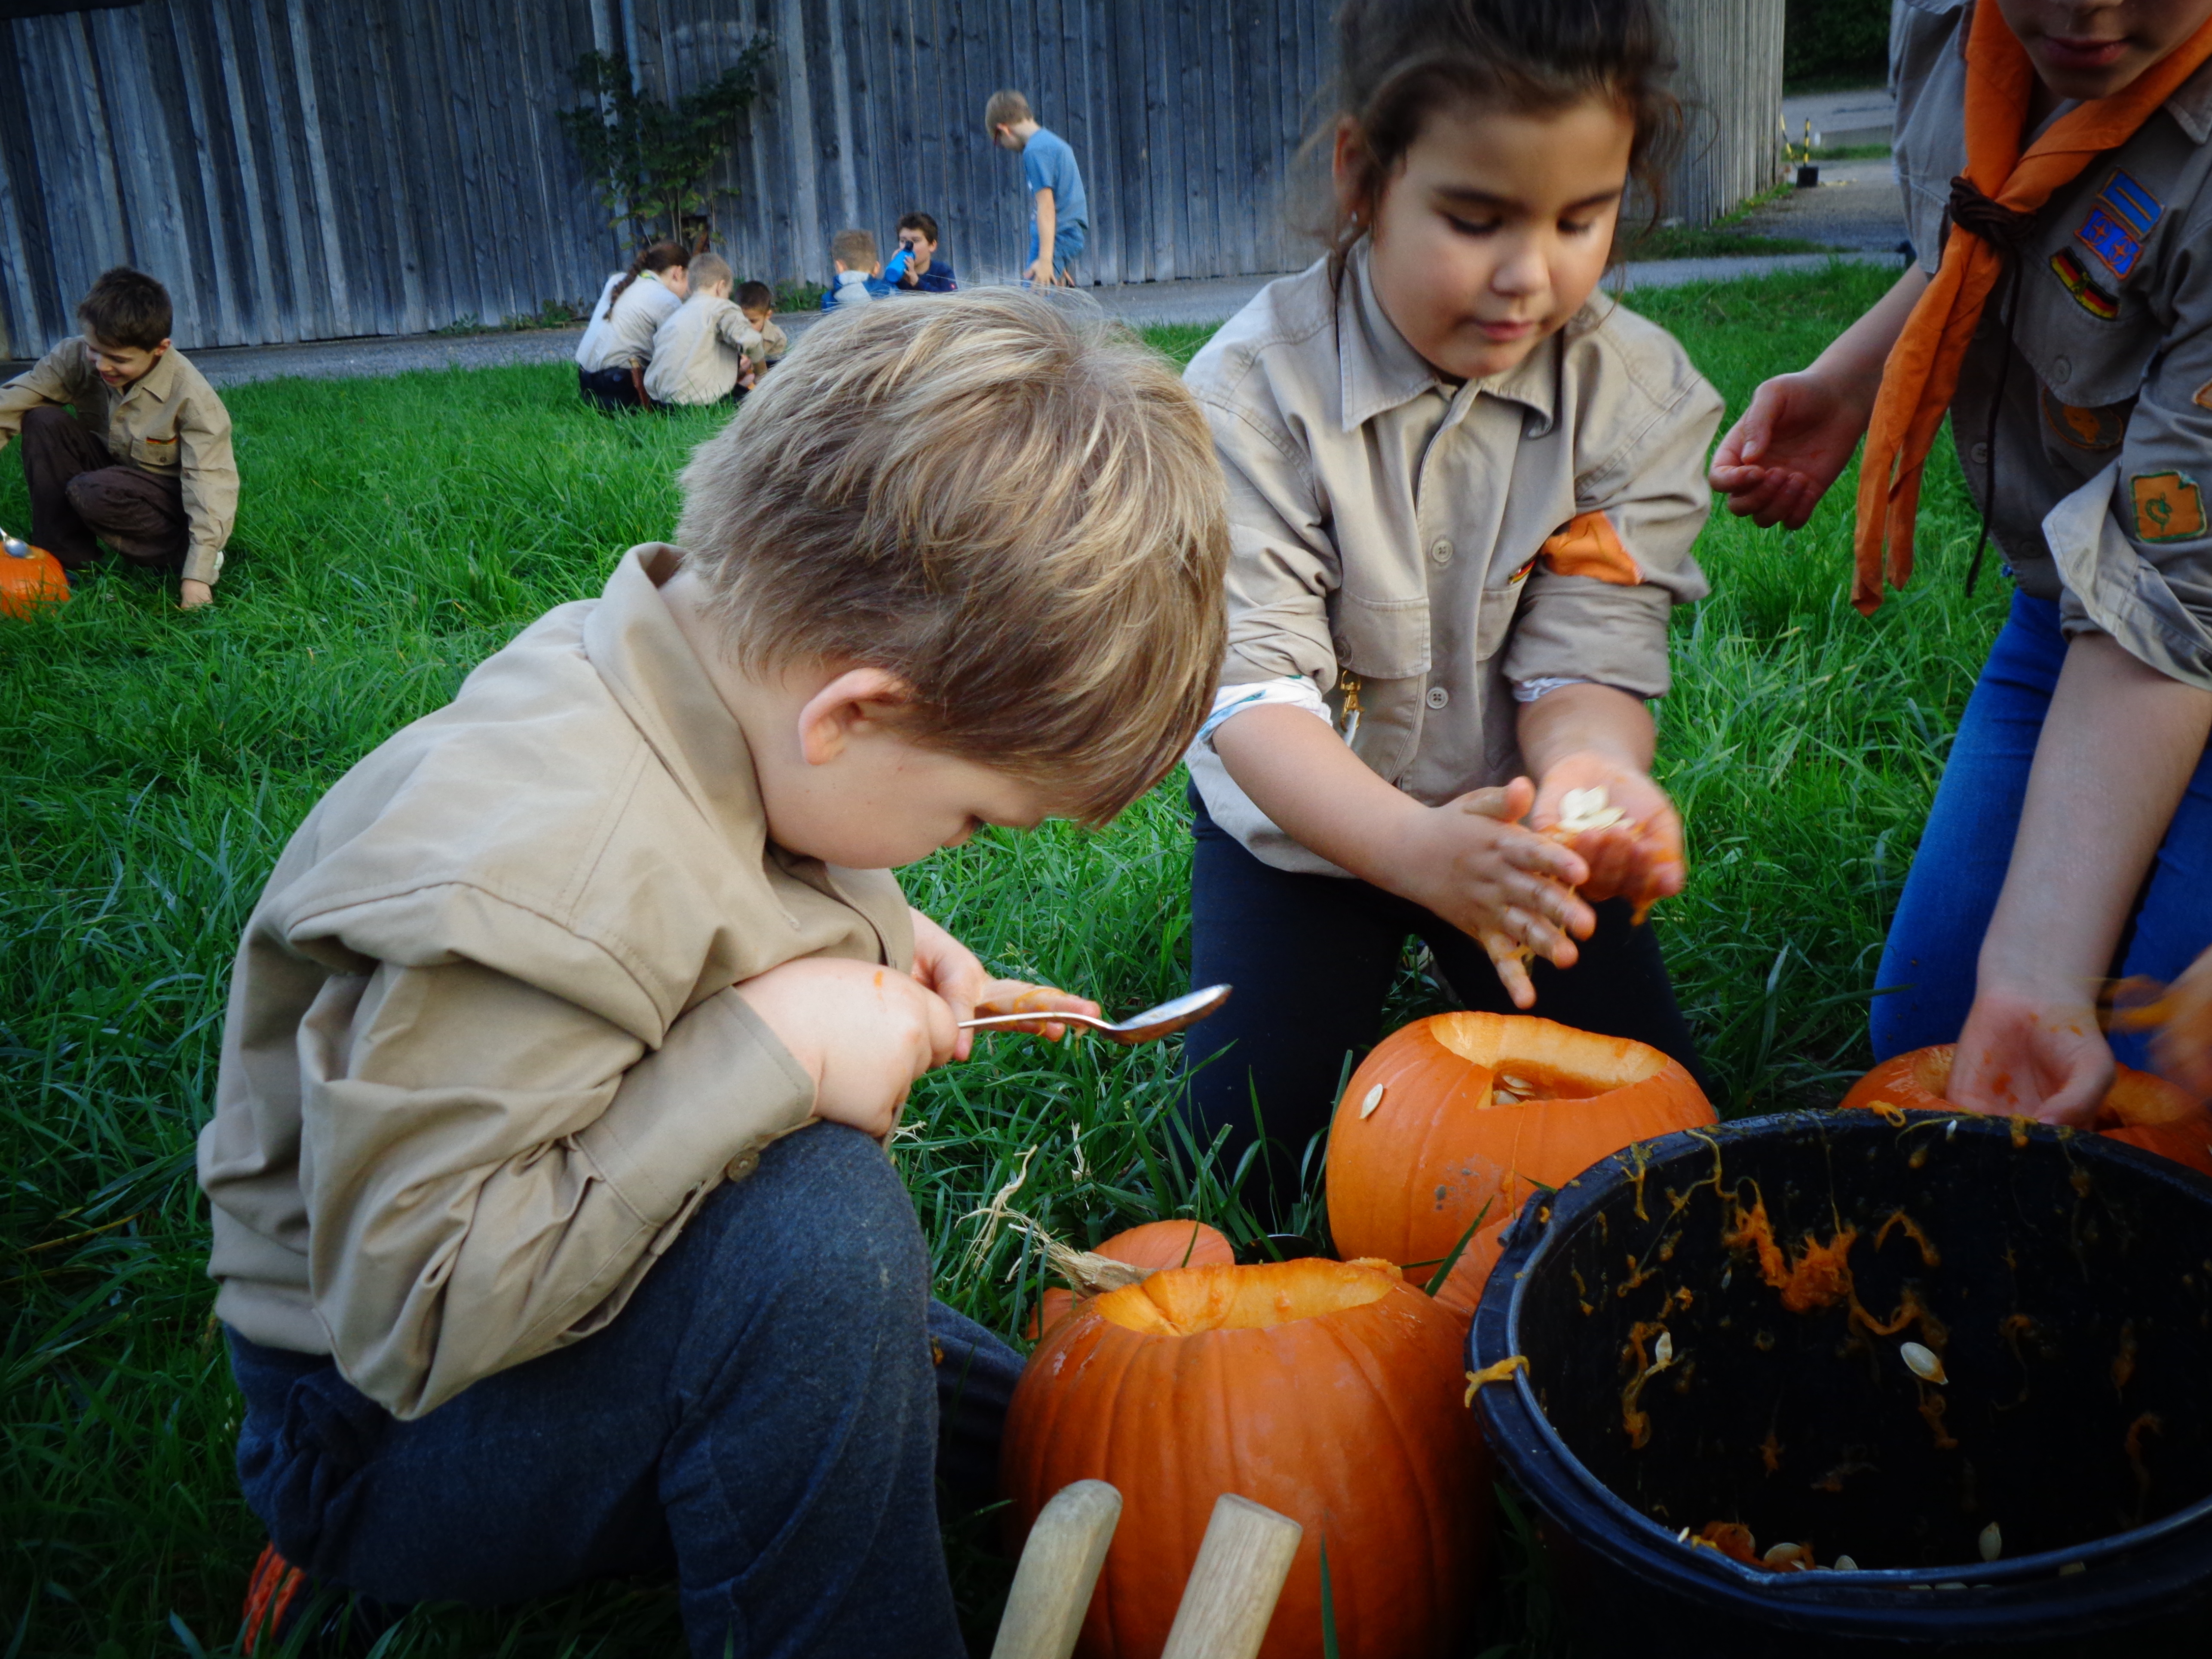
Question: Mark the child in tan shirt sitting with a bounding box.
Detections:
[644,253,762,406]
[202,291,1229,1655]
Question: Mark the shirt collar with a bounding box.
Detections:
[107,343,180,406]
[1336,239,1560,435]
[583,543,771,857]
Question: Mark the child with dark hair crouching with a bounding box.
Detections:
[0,266,236,609]
[735,281,788,376]
[201,289,1229,1656]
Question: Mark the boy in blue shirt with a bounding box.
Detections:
[985,90,1088,286]
[888,212,958,294]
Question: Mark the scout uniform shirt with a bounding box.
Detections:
[644,292,763,405]
[1182,243,1722,875]
[578,269,682,373]
[0,339,237,585]
[197,544,912,1420]
[1895,0,2212,689]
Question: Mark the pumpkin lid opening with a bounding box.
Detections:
[1427,1010,1671,1097]
[1092,1258,1399,1336]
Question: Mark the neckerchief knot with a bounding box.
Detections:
[1946,175,2040,253]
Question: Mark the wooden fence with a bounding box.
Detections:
[0,0,1782,357]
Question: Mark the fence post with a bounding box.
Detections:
[1659,0,1786,225]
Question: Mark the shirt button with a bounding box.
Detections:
[1425,686,1450,709]
[1429,538,1454,566]
[724,1150,760,1183]
[1970,441,1991,465]
[2051,356,2072,386]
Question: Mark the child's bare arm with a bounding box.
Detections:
[1029,188,1057,285]
[1213,703,1590,1003]
[734,956,959,1137]
[1950,634,2212,1123]
[1710,265,1929,529]
[1518,683,1684,909]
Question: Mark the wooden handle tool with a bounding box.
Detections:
[1160,1493,1305,1659]
[991,1479,1124,1659]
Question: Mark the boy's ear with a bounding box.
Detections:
[152,339,172,360]
[796,667,918,765]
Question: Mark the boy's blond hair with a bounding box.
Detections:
[830,228,878,270]
[687,252,733,291]
[983,89,1032,132]
[677,290,1228,824]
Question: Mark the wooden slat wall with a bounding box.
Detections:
[0,0,1780,357]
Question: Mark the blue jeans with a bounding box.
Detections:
[1872,591,2212,1068]
[1023,222,1085,276]
[227,1123,1021,1658]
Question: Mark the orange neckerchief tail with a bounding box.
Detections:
[1851,6,2212,615]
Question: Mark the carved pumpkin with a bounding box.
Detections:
[1327,1012,1713,1281]
[1002,1258,1488,1659]
[1842,1045,2212,1177]
[0,539,68,618]
[1023,1218,1235,1338]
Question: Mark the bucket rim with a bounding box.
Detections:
[1470,1109,2212,1632]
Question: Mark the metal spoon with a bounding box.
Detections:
[960,983,1232,1046]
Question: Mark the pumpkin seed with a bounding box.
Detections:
[2059,1562,2086,1577]
[1359,1084,1385,1119]
[1833,1555,1859,1572]
[1653,1330,1674,1368]
[1947,1119,1960,1139]
[1763,1542,1807,1567]
[1979,1521,2001,1561]
[1901,1341,1947,1384]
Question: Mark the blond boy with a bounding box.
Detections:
[200,291,1227,1656]
[822,227,881,311]
[644,253,763,405]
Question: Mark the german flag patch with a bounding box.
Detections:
[2050,249,2119,320]
[2131,471,2207,543]
[2041,388,2127,451]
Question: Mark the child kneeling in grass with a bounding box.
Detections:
[199,290,1228,1655]
[1179,0,1721,1221]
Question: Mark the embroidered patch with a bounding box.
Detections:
[2049,249,2120,320]
[1539,511,1642,585]
[2097,169,2163,239]
[2131,471,2208,543]
[2079,205,2144,281]
[2040,389,2128,451]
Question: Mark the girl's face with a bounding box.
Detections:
[1341,95,1634,383]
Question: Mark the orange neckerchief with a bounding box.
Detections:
[1852,4,2212,615]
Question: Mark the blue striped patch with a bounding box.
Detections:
[2098,169,2163,239]
[2080,206,2144,281]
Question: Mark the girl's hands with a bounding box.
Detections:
[908,908,1098,1054]
[1948,984,2116,1125]
[1529,752,1686,912]
[1392,778,1594,1010]
[1708,370,1872,530]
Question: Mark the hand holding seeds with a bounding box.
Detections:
[1529,756,1686,921]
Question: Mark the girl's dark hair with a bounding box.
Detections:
[1322,0,1681,253]
[601,240,691,320]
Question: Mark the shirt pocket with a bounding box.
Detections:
[130,432,181,471]
[1328,591,1429,681]
[1474,568,1532,662]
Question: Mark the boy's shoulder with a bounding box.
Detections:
[146,347,232,425]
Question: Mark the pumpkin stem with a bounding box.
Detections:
[1043,1239,1151,1296]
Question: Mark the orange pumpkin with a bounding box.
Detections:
[1327,1012,1713,1279]
[1023,1218,1235,1338]
[1842,1045,2212,1177]
[1430,1211,1516,1319]
[1002,1258,1489,1659]
[0,540,68,618]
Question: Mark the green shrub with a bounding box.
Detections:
[1784,0,1891,86]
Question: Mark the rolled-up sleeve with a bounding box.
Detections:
[300,954,815,1419]
[1503,364,1721,700]
[1202,395,1342,696]
[2047,219,2212,691]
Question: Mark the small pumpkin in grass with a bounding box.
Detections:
[1842,1046,2212,1177]
[1002,1258,1488,1659]
[1022,1218,1235,1338]
[1328,1012,1713,1281]
[0,537,68,618]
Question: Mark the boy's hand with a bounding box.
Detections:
[1529,752,1686,915]
[1708,370,1870,530]
[179,579,214,610]
[1950,983,2115,1125]
[1389,777,1593,1009]
[908,908,1099,1055]
[2154,946,2212,1100]
[734,957,959,1139]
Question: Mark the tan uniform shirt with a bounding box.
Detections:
[751,317,790,366]
[0,340,238,585]
[643,293,763,405]
[197,544,913,1419]
[578,271,682,374]
[1183,246,1721,873]
[1896,0,2212,689]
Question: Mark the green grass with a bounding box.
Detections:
[1623,226,1833,260]
[0,260,2003,1657]
[1808,141,1892,162]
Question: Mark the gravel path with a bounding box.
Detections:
[4,250,1904,391]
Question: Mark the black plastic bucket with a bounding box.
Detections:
[1470,1110,2212,1654]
